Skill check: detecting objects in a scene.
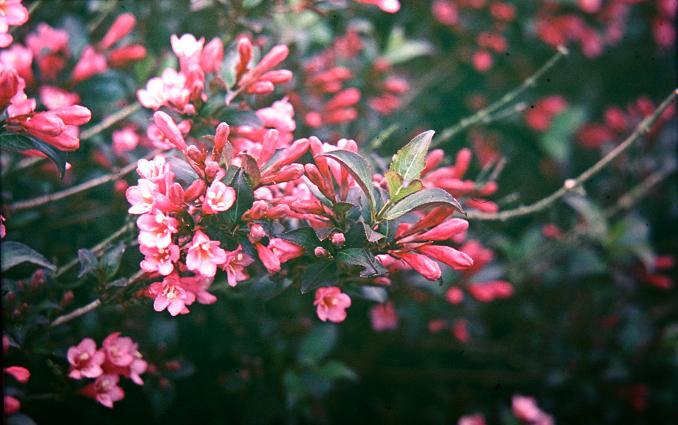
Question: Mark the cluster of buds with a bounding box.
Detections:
[229,37,292,101]
[3,336,30,416]
[367,59,410,115]
[67,333,147,408]
[1,66,91,151]
[524,95,568,132]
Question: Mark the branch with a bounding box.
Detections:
[49,269,146,328]
[8,149,158,211]
[432,46,569,148]
[53,221,135,279]
[467,89,677,221]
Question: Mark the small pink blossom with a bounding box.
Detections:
[71,45,108,83]
[81,374,125,408]
[137,211,179,249]
[0,0,29,48]
[512,395,545,422]
[458,413,486,425]
[268,238,304,264]
[113,126,140,157]
[186,230,227,277]
[314,286,352,323]
[222,245,254,287]
[67,338,105,379]
[140,244,180,275]
[203,180,236,214]
[370,302,398,331]
[4,395,20,415]
[126,179,158,214]
[148,275,193,316]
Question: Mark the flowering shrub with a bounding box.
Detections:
[1,1,676,424]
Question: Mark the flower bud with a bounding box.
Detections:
[249,223,266,242]
[99,13,136,50]
[153,111,186,151]
[51,105,92,125]
[200,38,224,73]
[330,232,345,246]
[24,112,64,137]
[314,247,329,257]
[108,44,147,67]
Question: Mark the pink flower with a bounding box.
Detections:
[445,287,464,304]
[179,275,217,305]
[171,34,205,67]
[67,338,105,379]
[39,86,80,109]
[137,211,179,249]
[101,332,136,368]
[126,179,158,214]
[148,275,193,316]
[4,366,30,383]
[0,0,29,48]
[255,242,281,274]
[81,374,125,408]
[268,238,304,263]
[140,244,180,275]
[136,155,170,182]
[416,244,474,270]
[314,286,352,323]
[185,230,226,277]
[203,180,236,214]
[452,319,470,343]
[395,251,442,281]
[222,245,254,287]
[200,38,224,73]
[113,126,140,157]
[370,302,398,331]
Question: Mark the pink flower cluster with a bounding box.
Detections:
[67,333,147,408]
[0,0,28,48]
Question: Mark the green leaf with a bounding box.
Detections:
[539,107,586,162]
[237,153,261,187]
[1,241,56,272]
[361,221,385,242]
[279,227,320,255]
[300,261,336,294]
[384,27,434,65]
[77,249,99,278]
[0,133,67,178]
[297,324,337,365]
[317,150,376,214]
[382,188,464,221]
[317,360,358,381]
[336,248,387,278]
[101,242,126,279]
[222,168,254,225]
[389,130,434,184]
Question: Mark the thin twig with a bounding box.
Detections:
[466,89,677,221]
[8,149,158,211]
[53,221,135,279]
[602,164,676,218]
[432,46,568,148]
[49,270,146,328]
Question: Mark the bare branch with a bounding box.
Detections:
[432,46,569,148]
[466,89,677,221]
[8,149,159,211]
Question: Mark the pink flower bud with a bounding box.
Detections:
[249,223,266,242]
[108,44,147,67]
[99,13,137,50]
[200,38,224,73]
[330,232,345,246]
[397,251,442,280]
[325,108,357,124]
[5,366,30,383]
[0,67,20,110]
[246,80,275,95]
[212,122,230,158]
[184,179,206,202]
[314,247,329,257]
[260,69,293,84]
[417,218,469,241]
[254,45,289,75]
[51,105,92,125]
[256,242,281,274]
[71,46,108,83]
[153,111,186,151]
[325,88,361,110]
[24,112,65,137]
[417,244,473,270]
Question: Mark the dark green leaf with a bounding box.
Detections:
[77,249,99,278]
[0,133,67,178]
[317,360,358,381]
[101,242,126,279]
[300,261,336,294]
[222,168,254,224]
[1,241,56,272]
[337,248,387,278]
[317,150,376,214]
[278,227,320,254]
[540,107,585,162]
[382,188,464,221]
